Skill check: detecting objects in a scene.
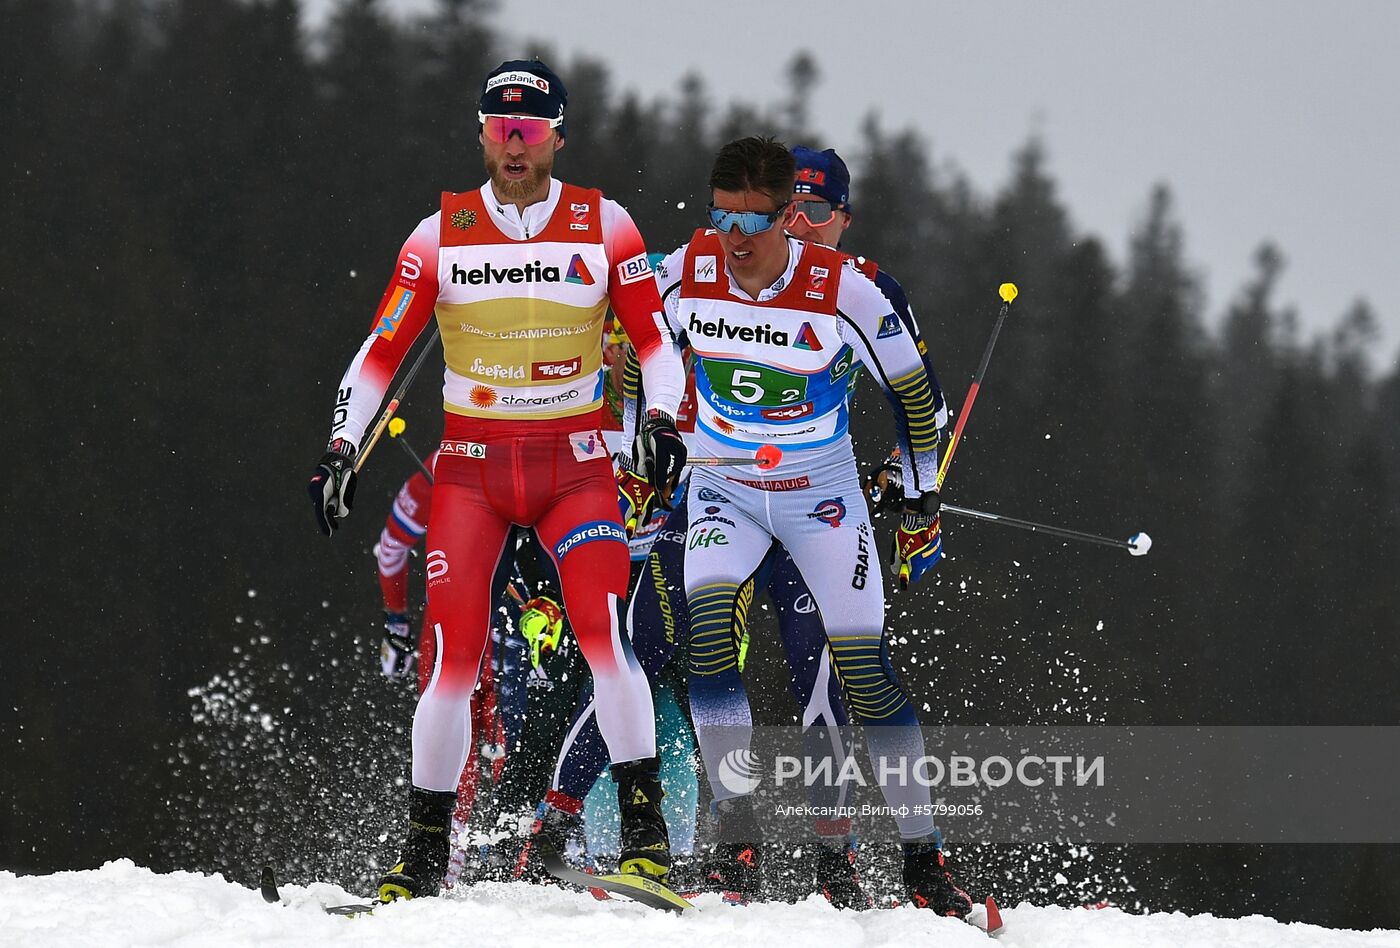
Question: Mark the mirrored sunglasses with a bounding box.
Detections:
[791,199,846,227]
[478,113,563,145]
[706,201,790,236]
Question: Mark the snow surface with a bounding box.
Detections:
[5,860,1400,948]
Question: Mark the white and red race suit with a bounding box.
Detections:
[375,454,504,826]
[327,178,683,792]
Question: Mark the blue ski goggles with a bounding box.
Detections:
[706,201,790,236]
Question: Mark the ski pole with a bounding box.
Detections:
[354,326,441,474]
[687,445,782,470]
[936,283,1018,491]
[941,500,1152,556]
[387,417,434,484]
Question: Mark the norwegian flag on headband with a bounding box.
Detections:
[502,88,523,103]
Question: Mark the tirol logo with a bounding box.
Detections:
[532,356,582,381]
[555,520,626,558]
[807,497,847,528]
[470,357,525,380]
[452,260,560,285]
[797,168,827,186]
[792,322,824,351]
[689,314,789,347]
[761,402,814,421]
[565,254,595,285]
[688,526,729,549]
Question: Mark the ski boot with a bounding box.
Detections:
[901,837,973,918]
[613,756,672,880]
[513,790,584,884]
[378,787,457,901]
[814,839,871,910]
[703,796,763,900]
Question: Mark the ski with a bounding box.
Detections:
[538,849,693,913]
[972,896,1005,936]
[258,865,380,917]
[258,866,279,904]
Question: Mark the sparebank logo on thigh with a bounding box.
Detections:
[555,520,626,558]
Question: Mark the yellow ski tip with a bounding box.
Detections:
[998,282,1019,303]
[387,417,406,437]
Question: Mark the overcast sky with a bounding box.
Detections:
[303,0,1400,364]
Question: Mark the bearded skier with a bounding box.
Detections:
[307,59,687,900]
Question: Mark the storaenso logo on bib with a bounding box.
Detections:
[688,314,789,347]
[502,390,579,407]
[555,520,626,558]
[452,261,561,285]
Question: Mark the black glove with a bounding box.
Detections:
[633,409,687,506]
[862,449,905,515]
[380,611,416,679]
[308,440,357,536]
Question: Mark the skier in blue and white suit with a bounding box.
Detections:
[654,136,973,917]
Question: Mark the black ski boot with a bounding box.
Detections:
[814,839,871,910]
[901,837,973,918]
[703,796,763,900]
[378,787,457,901]
[613,756,672,880]
[513,792,584,884]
